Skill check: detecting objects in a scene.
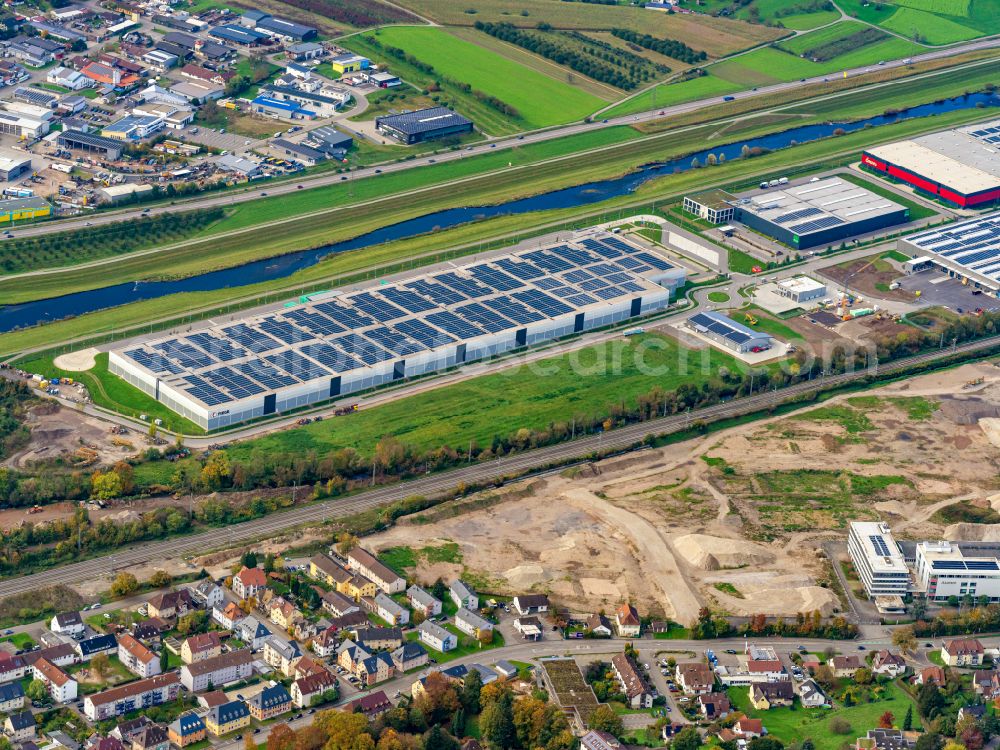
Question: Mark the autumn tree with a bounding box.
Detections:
[335,533,359,556]
[90,653,111,680]
[91,469,124,501]
[313,710,371,750]
[414,671,460,724]
[589,705,625,737]
[110,571,138,597]
[879,712,895,729]
[480,691,516,750]
[267,725,295,750]
[201,450,231,490]
[893,625,917,654]
[150,570,172,588]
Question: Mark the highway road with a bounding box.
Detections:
[1,330,997,600]
[5,36,1000,250]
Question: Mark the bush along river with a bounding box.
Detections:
[2,91,997,333]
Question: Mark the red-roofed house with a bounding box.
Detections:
[233,567,268,599]
[734,718,763,738]
[942,638,984,667]
[615,603,641,637]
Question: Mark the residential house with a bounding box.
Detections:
[117,634,160,678]
[179,64,226,85]
[0,681,25,713]
[942,639,984,667]
[734,718,764,739]
[212,602,245,630]
[291,656,328,681]
[746,658,788,683]
[407,585,442,617]
[676,663,714,695]
[327,611,370,634]
[232,567,268,600]
[109,718,154,744]
[799,679,828,707]
[5,712,35,743]
[750,681,794,710]
[269,597,300,631]
[167,713,205,748]
[615,604,641,637]
[871,650,907,677]
[32,657,77,703]
[181,632,222,664]
[204,701,250,736]
[495,661,518,679]
[450,580,478,611]
[958,705,987,724]
[146,590,195,620]
[77,634,118,661]
[611,653,653,709]
[918,666,946,686]
[344,574,377,602]
[392,642,429,672]
[48,731,80,750]
[514,617,543,641]
[354,627,404,652]
[311,628,339,658]
[234,616,271,650]
[131,725,169,750]
[290,670,337,708]
[84,674,181,721]
[580,731,621,750]
[855,729,916,750]
[337,640,371,674]
[190,580,224,610]
[829,655,863,678]
[419,621,457,652]
[309,555,349,586]
[88,738,125,750]
[196,691,229,710]
[586,614,612,637]
[512,595,549,616]
[263,638,301,677]
[0,652,27,683]
[346,548,406,594]
[358,652,395,687]
[974,670,999,699]
[374,593,409,626]
[321,590,360,618]
[26,643,78,668]
[247,684,292,720]
[50,611,85,637]
[456,608,493,638]
[180,649,253,692]
[698,692,731,720]
[348,690,392,720]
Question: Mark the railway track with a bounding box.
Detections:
[1,335,996,599]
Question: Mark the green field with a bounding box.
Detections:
[726,310,805,341]
[132,332,741,480]
[713,22,924,85]
[836,0,1000,43]
[727,683,920,750]
[345,27,605,131]
[601,75,741,118]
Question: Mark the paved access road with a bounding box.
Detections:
[6,38,1000,249]
[0,331,996,599]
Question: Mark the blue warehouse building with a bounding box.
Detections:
[375,106,473,145]
[734,177,909,250]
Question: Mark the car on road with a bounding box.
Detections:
[2,629,11,635]
[374,169,382,173]
[857,645,866,650]
[725,649,737,654]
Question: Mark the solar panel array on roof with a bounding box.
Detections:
[115,231,679,411]
[931,559,1000,571]
[688,311,768,346]
[905,213,1000,286]
[870,535,891,557]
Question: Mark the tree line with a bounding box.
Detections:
[475,21,647,90]
[610,28,708,64]
[277,0,418,28]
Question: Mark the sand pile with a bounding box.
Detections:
[944,523,1000,542]
[979,418,1000,449]
[675,533,774,571]
[53,347,98,371]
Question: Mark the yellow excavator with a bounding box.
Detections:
[744,312,758,326]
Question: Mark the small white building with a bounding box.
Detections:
[455,608,493,637]
[374,592,409,626]
[406,585,442,617]
[50,611,84,637]
[775,275,826,303]
[450,580,478,611]
[418,621,457,652]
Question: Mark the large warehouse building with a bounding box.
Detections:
[862,119,1000,208]
[685,311,772,353]
[375,107,473,145]
[733,177,909,249]
[109,232,686,430]
[897,211,1000,292]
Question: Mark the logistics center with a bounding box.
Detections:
[862,119,1000,208]
[109,232,687,430]
[897,211,1000,292]
[732,177,909,250]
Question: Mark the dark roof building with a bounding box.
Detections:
[57,130,125,159]
[210,24,269,45]
[375,106,473,145]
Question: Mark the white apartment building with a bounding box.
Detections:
[915,541,1000,602]
[847,522,909,598]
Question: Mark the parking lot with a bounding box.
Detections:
[184,127,270,154]
[895,269,1000,314]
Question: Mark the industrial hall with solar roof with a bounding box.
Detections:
[109,230,687,430]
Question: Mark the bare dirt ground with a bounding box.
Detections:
[362,361,1000,625]
[2,401,137,474]
[821,256,916,303]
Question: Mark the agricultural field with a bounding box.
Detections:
[601,75,740,117]
[836,0,998,44]
[388,0,783,57]
[362,26,604,128]
[711,22,924,85]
